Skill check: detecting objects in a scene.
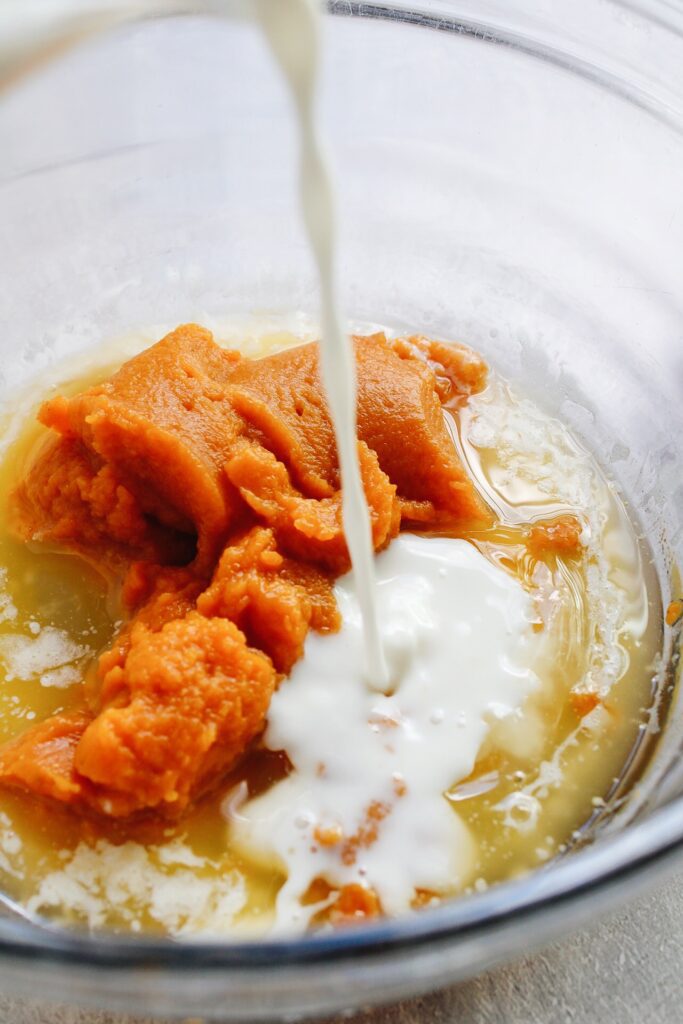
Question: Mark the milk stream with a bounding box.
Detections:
[255,0,390,693]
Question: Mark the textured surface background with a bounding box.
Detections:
[0,868,678,1024]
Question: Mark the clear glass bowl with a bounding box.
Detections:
[0,1,681,1019]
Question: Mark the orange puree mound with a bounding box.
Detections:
[328,883,381,925]
[0,574,278,817]
[197,527,339,674]
[229,332,491,528]
[305,879,382,927]
[528,514,584,560]
[97,565,207,693]
[0,711,91,805]
[11,435,192,572]
[18,325,489,574]
[392,335,488,406]
[121,563,206,619]
[1,323,490,821]
[73,614,276,816]
[226,441,399,572]
[39,324,245,570]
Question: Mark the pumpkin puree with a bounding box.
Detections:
[0,325,489,820]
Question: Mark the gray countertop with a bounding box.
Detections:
[0,868,679,1024]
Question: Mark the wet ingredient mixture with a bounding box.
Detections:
[0,0,663,941]
[0,323,661,936]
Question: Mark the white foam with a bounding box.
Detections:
[0,570,17,625]
[28,839,246,936]
[0,627,90,686]
[462,377,647,695]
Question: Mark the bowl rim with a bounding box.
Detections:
[0,0,680,979]
[0,798,682,969]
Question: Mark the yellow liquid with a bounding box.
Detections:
[0,334,664,936]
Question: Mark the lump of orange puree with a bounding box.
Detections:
[0,616,275,820]
[528,514,584,561]
[229,332,490,530]
[38,324,246,571]
[226,441,399,573]
[0,710,95,807]
[18,326,489,574]
[75,613,276,816]
[0,529,330,817]
[0,565,209,814]
[94,532,335,814]
[11,435,193,575]
[0,324,488,819]
[197,528,339,673]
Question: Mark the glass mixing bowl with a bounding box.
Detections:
[0,1,681,1019]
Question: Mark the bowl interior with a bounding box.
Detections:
[0,4,681,1019]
